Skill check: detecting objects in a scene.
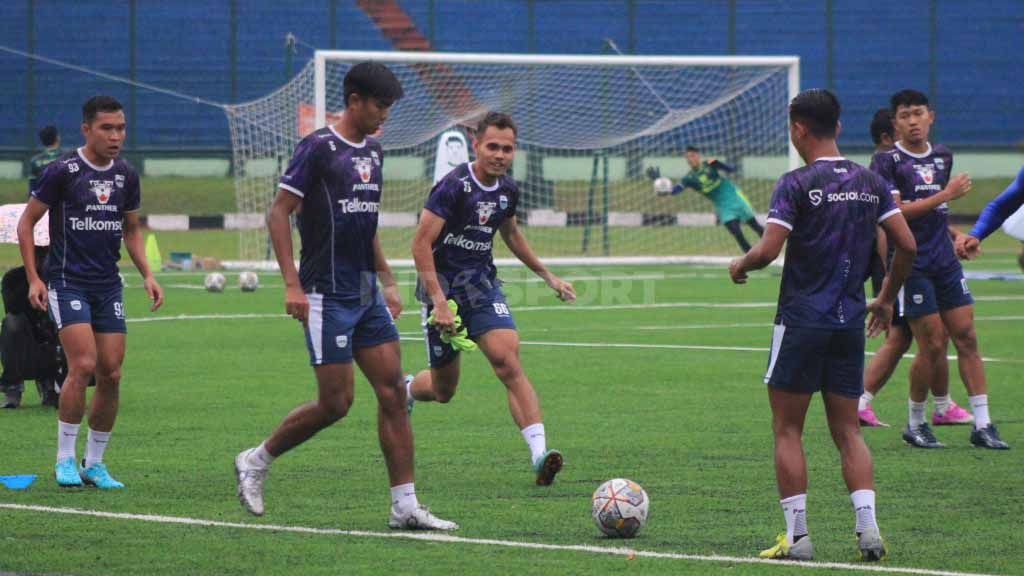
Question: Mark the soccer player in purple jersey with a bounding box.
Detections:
[730,89,916,561]
[858,109,971,429]
[871,89,1008,450]
[233,62,457,530]
[406,112,576,487]
[18,96,164,489]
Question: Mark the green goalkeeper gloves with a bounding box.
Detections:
[428,299,478,352]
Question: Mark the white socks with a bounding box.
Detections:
[932,394,951,416]
[851,489,878,534]
[245,442,276,469]
[780,494,808,544]
[968,395,990,429]
[84,429,111,469]
[390,482,419,514]
[404,375,414,403]
[908,400,927,427]
[858,392,874,412]
[57,420,80,462]
[521,423,546,464]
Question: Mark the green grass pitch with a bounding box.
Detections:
[1,247,1021,575]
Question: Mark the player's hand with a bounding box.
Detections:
[143,275,164,311]
[865,298,893,338]
[430,298,457,335]
[955,234,981,260]
[546,275,576,303]
[284,283,309,324]
[27,277,47,311]
[382,283,402,320]
[729,258,748,284]
[945,173,971,201]
[644,166,661,181]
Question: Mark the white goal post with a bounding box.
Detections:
[227,50,799,264]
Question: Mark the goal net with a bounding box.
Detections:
[225,51,798,264]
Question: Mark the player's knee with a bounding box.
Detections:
[950,327,978,354]
[321,392,353,422]
[97,366,121,386]
[68,355,97,378]
[917,333,946,357]
[490,354,523,383]
[434,383,457,403]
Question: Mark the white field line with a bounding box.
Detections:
[0,504,1001,576]
[121,314,1020,363]
[393,333,1015,363]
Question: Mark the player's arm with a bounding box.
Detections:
[966,166,1024,242]
[868,211,916,336]
[499,216,575,302]
[123,211,163,311]
[373,233,401,319]
[16,197,50,311]
[707,158,736,173]
[898,173,971,221]
[411,209,456,331]
[728,222,788,284]
[267,189,307,323]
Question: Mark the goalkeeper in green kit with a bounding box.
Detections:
[648,145,764,252]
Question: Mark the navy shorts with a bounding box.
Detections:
[901,267,974,319]
[421,286,516,368]
[303,291,399,365]
[763,325,865,398]
[47,282,126,333]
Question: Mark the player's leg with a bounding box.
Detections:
[940,304,1009,449]
[928,331,972,425]
[79,330,126,489]
[48,283,101,486]
[761,387,814,560]
[901,276,946,448]
[759,325,828,560]
[822,329,885,561]
[723,218,752,252]
[859,324,912,427]
[355,338,457,530]
[235,295,358,515]
[476,327,561,486]
[746,217,765,237]
[407,302,462,406]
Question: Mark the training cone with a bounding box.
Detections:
[145,234,162,271]
[0,474,37,490]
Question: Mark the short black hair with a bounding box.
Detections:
[789,88,840,139]
[890,89,929,113]
[38,125,59,147]
[685,145,699,154]
[343,61,404,107]
[476,112,518,138]
[869,108,894,145]
[82,95,124,124]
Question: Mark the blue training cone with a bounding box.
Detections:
[0,474,37,490]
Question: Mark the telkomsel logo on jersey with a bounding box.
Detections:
[338,198,380,214]
[90,180,114,204]
[442,233,491,251]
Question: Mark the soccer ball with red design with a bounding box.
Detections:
[591,478,649,538]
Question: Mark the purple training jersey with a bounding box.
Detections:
[766,157,901,329]
[418,163,519,300]
[279,126,383,299]
[870,142,957,274]
[31,148,141,288]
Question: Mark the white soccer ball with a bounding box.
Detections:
[592,478,649,538]
[238,271,259,292]
[204,272,226,293]
[653,176,674,195]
